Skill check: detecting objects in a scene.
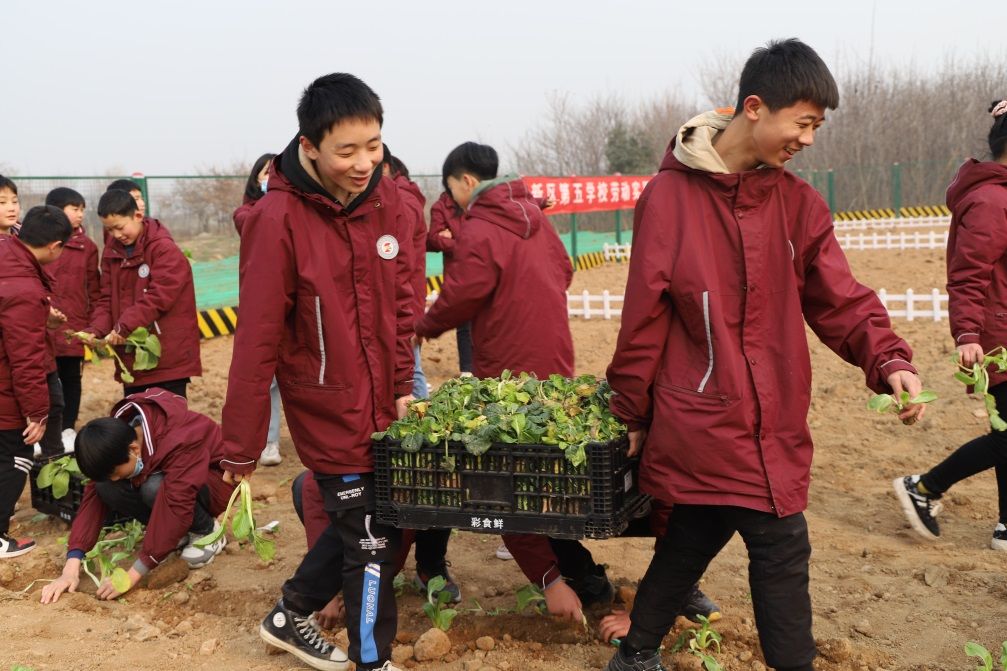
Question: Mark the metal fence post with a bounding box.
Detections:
[891,163,902,217]
[827,169,835,213]
[614,209,622,244]
[570,213,578,268]
[133,172,150,217]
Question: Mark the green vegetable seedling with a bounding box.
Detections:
[671,614,723,671]
[422,575,458,631]
[964,639,1007,671]
[953,347,1007,431]
[36,456,85,499]
[65,327,161,384]
[81,520,145,595]
[867,390,938,415]
[193,480,274,562]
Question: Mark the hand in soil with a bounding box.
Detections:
[599,610,630,643]
[314,594,345,630]
[544,580,584,622]
[40,572,80,605]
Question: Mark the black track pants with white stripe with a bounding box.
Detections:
[0,429,33,536]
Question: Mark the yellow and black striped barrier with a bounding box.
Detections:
[833,204,951,221]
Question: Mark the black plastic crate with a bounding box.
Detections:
[28,454,127,525]
[374,436,650,540]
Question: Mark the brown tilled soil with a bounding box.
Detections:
[1,247,1002,671]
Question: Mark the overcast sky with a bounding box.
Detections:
[3,0,1003,176]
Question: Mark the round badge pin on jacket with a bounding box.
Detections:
[376,235,399,260]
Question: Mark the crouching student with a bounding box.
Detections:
[85,190,201,398]
[0,206,72,557]
[39,389,234,604]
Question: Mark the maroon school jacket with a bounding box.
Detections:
[0,237,52,429]
[393,175,428,326]
[426,192,463,273]
[219,141,415,477]
[68,389,235,571]
[48,226,101,358]
[87,218,202,385]
[606,145,915,517]
[945,159,1007,387]
[233,194,260,236]
[415,178,574,379]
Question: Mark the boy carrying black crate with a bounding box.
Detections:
[0,206,72,558]
[604,39,925,671]
[219,73,416,671]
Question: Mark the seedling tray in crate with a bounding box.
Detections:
[374,436,649,540]
[29,454,125,524]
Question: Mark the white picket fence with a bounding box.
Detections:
[836,230,949,251]
[602,242,632,262]
[832,215,950,231]
[567,290,624,319]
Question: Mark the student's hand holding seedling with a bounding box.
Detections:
[95,565,142,600]
[544,579,584,622]
[395,394,415,420]
[105,330,127,346]
[886,369,928,424]
[40,558,82,604]
[958,343,985,368]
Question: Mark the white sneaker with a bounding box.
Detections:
[495,543,514,561]
[61,428,76,453]
[993,523,1007,551]
[181,520,226,568]
[260,441,282,466]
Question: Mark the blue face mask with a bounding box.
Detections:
[128,455,144,479]
[260,180,268,193]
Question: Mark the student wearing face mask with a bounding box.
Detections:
[39,388,235,604]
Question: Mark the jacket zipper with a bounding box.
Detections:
[697,291,714,392]
[315,296,327,384]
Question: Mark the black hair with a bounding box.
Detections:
[442,142,499,182]
[45,187,85,210]
[297,73,383,147]
[18,205,72,246]
[381,144,410,179]
[0,175,17,195]
[106,178,142,194]
[75,417,135,481]
[736,38,839,113]
[244,152,276,202]
[98,189,138,218]
[989,101,1007,160]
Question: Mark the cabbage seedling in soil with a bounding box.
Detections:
[81,520,146,594]
[36,455,85,499]
[193,480,274,562]
[953,347,1007,431]
[964,639,1007,671]
[422,575,458,631]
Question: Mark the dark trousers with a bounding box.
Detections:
[124,378,189,400]
[456,321,473,374]
[550,537,600,584]
[94,473,215,536]
[626,505,815,671]
[56,356,84,431]
[922,381,1007,522]
[39,371,65,457]
[0,429,32,536]
[282,474,401,670]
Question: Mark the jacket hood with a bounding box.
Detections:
[0,236,52,290]
[274,135,381,215]
[111,388,190,459]
[467,175,542,239]
[668,110,734,174]
[946,159,1007,212]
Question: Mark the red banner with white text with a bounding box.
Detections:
[522,175,651,215]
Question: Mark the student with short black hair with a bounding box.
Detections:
[85,190,201,398]
[220,72,415,671]
[0,205,71,558]
[106,179,146,217]
[0,175,20,235]
[44,187,100,448]
[39,389,234,604]
[603,39,923,671]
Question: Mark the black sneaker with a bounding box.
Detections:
[414,563,462,604]
[682,584,721,623]
[573,563,615,608]
[605,647,666,671]
[893,475,942,540]
[0,534,36,559]
[992,524,1007,552]
[259,599,350,671]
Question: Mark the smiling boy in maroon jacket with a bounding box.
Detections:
[86,190,201,398]
[219,73,415,671]
[603,40,926,671]
[0,206,71,558]
[39,389,235,604]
